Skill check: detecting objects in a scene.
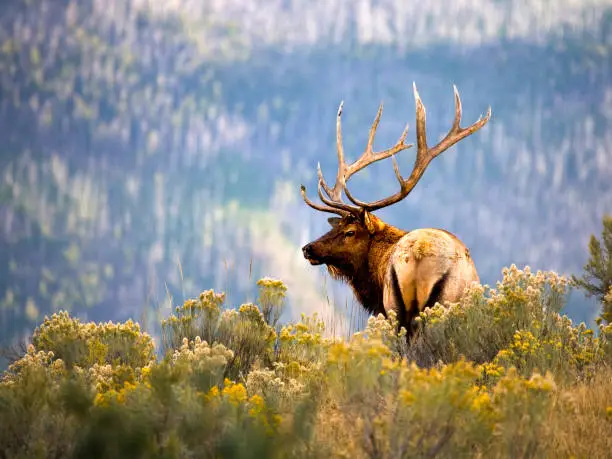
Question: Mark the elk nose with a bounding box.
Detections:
[302,244,313,258]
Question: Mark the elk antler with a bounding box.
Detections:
[343,83,491,212]
[301,83,491,216]
[301,100,413,216]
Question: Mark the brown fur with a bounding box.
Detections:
[302,212,479,336]
[300,85,490,336]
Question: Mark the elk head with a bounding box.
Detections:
[301,82,491,286]
[302,212,386,272]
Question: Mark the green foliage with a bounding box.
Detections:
[161,289,277,380]
[2,272,612,458]
[0,0,271,346]
[408,265,606,384]
[2,0,611,349]
[30,311,155,369]
[572,214,612,323]
[257,277,287,328]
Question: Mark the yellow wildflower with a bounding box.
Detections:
[222,379,248,405]
[400,390,415,405]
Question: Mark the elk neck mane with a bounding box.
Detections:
[327,222,406,316]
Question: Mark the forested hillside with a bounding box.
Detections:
[1,0,611,346]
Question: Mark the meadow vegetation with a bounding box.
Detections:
[2,217,612,458]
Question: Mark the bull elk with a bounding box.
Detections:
[300,83,491,337]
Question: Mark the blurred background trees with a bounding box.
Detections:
[1,0,611,348]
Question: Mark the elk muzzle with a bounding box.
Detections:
[302,243,324,265]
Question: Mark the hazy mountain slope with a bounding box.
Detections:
[1,0,610,344]
[140,0,610,48]
[216,39,611,277]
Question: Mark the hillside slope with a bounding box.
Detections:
[1,0,610,343]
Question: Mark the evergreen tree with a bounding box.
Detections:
[572,215,612,323]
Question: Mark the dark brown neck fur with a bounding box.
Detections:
[328,223,406,316]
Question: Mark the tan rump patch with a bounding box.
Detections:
[411,238,435,260]
[395,228,459,263]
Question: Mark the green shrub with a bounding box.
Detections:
[572,214,612,323]
[31,310,155,369]
[161,290,277,380]
[1,273,611,458]
[408,265,605,384]
[257,277,287,329]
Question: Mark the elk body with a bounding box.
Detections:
[301,83,491,336]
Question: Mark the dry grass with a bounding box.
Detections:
[548,367,612,458]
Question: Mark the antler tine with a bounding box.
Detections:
[317,162,332,198]
[334,101,346,200]
[452,84,462,131]
[315,100,410,216]
[300,184,347,216]
[317,181,360,214]
[365,103,384,157]
[317,102,347,202]
[344,83,491,212]
[337,103,412,207]
[343,124,411,208]
[424,83,492,160]
[321,100,413,197]
[311,101,363,217]
[344,103,412,180]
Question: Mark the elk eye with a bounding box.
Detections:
[345,230,355,237]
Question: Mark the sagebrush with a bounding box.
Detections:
[2,269,612,459]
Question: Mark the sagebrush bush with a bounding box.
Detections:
[2,269,612,458]
[161,289,277,380]
[408,265,607,384]
[257,277,288,329]
[31,310,155,369]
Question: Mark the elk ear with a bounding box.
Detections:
[363,211,385,235]
[328,217,342,228]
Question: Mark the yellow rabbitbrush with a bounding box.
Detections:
[2,269,612,458]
